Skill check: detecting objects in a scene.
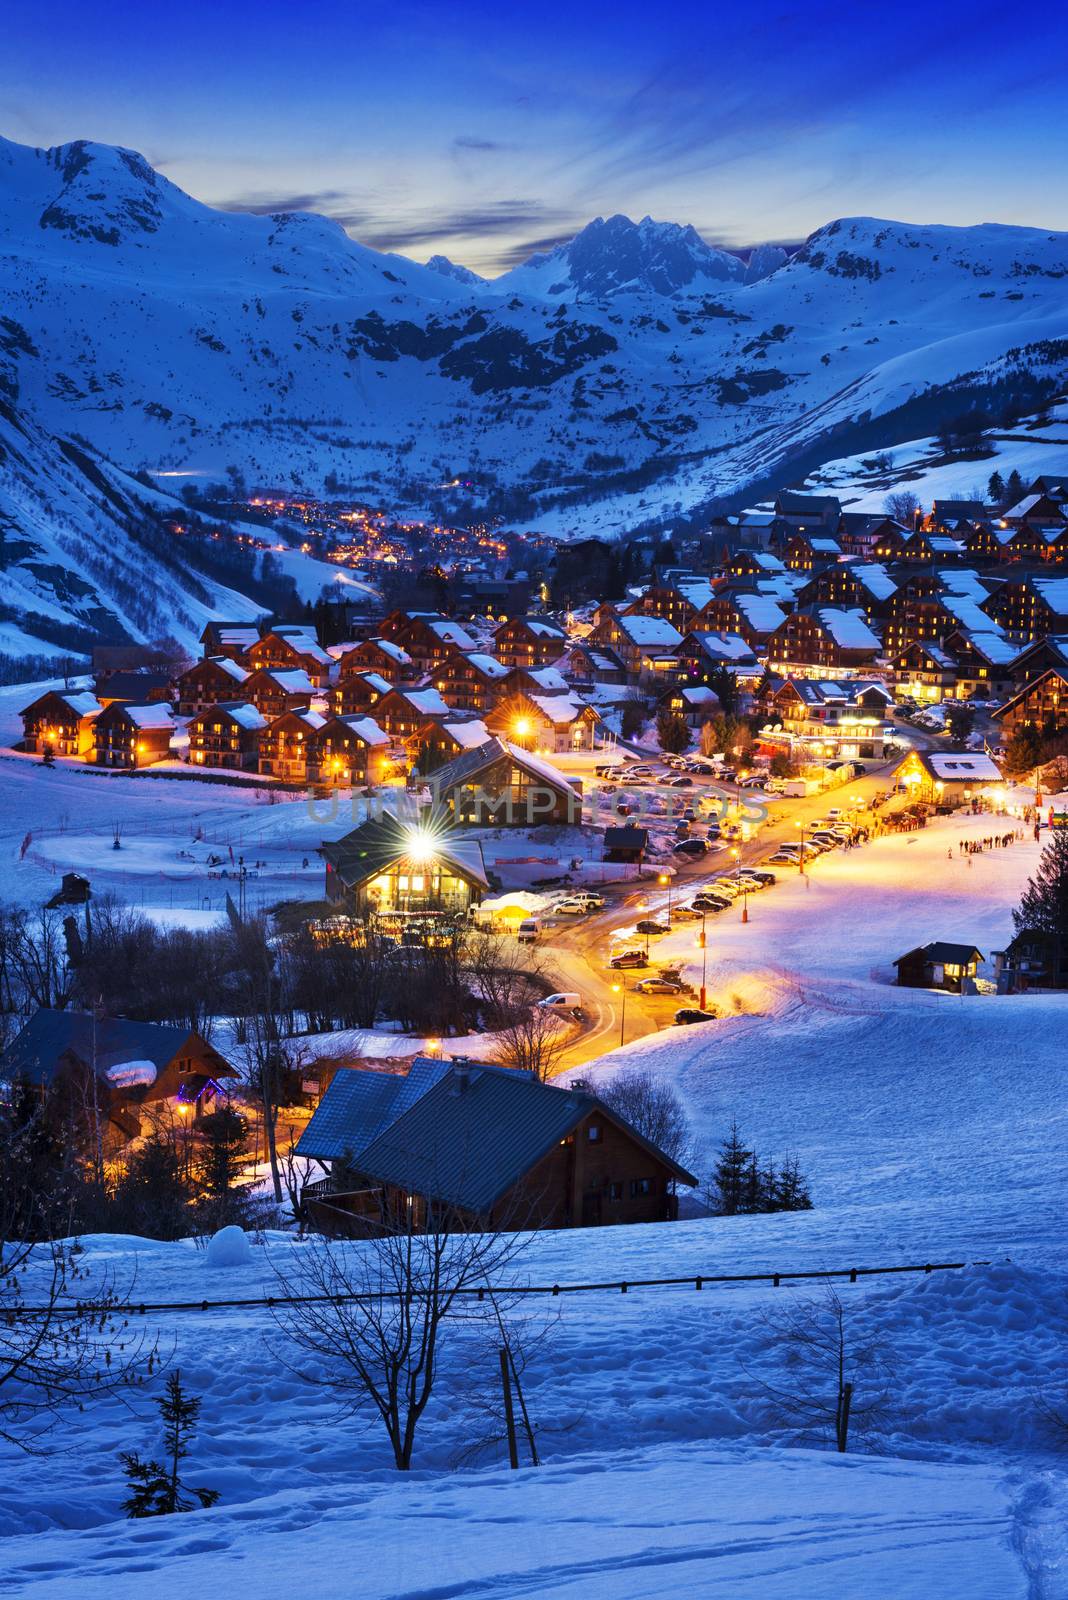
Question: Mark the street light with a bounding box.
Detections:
[697,914,708,1010]
[611,981,627,1047]
[658,871,672,921]
[795,820,807,875]
[730,846,749,922]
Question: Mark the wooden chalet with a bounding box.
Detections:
[175,656,250,716]
[338,636,416,680]
[242,666,315,720]
[321,812,489,918]
[991,668,1068,739]
[1006,636,1068,693]
[199,621,260,662]
[693,591,789,649]
[625,579,713,634]
[428,736,582,826]
[246,628,333,686]
[297,1057,697,1235]
[783,533,842,572]
[92,702,173,768]
[410,716,491,775]
[894,942,983,994]
[433,648,511,711]
[940,629,1016,699]
[187,702,267,770]
[257,710,327,781]
[767,607,881,675]
[894,748,1003,804]
[771,677,891,760]
[588,611,684,677]
[373,685,454,739]
[331,669,393,718]
[891,640,959,703]
[993,930,1068,992]
[560,641,627,686]
[378,613,477,674]
[492,614,569,669]
[981,577,1068,645]
[484,689,599,753]
[19,689,101,757]
[1,1009,238,1147]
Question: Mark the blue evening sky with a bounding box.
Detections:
[2,0,1066,274]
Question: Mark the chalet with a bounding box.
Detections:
[1006,636,1068,692]
[412,717,492,775]
[993,930,1068,992]
[1000,492,1068,529]
[694,591,789,649]
[891,641,959,703]
[839,515,903,559]
[199,622,260,662]
[304,715,391,787]
[900,530,965,564]
[492,615,569,669]
[374,686,453,740]
[626,579,713,633]
[894,748,1003,804]
[603,825,648,865]
[428,737,582,825]
[380,614,477,674]
[1,1009,238,1146]
[767,608,881,676]
[941,629,1016,700]
[560,641,627,686]
[774,491,842,535]
[242,666,315,720]
[882,577,961,656]
[770,677,891,760]
[871,523,912,561]
[433,649,511,711]
[186,703,266,770]
[501,663,572,699]
[19,689,101,757]
[485,689,600,753]
[92,702,173,768]
[297,1057,697,1235]
[894,942,983,994]
[677,631,759,686]
[175,656,250,716]
[321,811,489,918]
[657,684,719,727]
[963,522,1015,563]
[257,710,327,781]
[981,576,1068,644]
[991,668,1068,739]
[332,669,393,718]
[339,637,416,680]
[725,550,786,579]
[246,629,333,686]
[783,533,842,572]
[588,612,684,678]
[928,499,987,532]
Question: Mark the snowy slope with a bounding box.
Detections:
[3,135,1068,543]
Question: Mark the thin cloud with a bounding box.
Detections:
[452,136,506,153]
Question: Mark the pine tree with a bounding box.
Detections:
[1005,468,1025,505]
[120,1371,219,1518]
[987,470,1005,505]
[774,1155,814,1212]
[1014,829,1068,939]
[41,742,56,767]
[711,1121,751,1215]
[1004,720,1045,777]
[657,708,690,755]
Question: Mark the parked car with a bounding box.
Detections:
[569,891,605,909]
[768,850,799,865]
[673,838,710,856]
[735,871,770,890]
[739,774,766,788]
[666,775,693,787]
[554,898,591,915]
[538,992,582,1013]
[636,976,683,995]
[742,868,777,885]
[674,1006,718,1025]
[691,893,731,912]
[610,949,649,969]
[670,904,702,921]
[709,878,740,898]
[635,919,670,936]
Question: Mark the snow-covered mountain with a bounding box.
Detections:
[425,254,489,289]
[2,131,1068,646]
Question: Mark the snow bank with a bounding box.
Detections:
[204,1226,252,1269]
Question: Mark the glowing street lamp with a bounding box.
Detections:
[697,913,709,1010]
[731,846,749,922]
[658,871,672,921]
[611,981,627,1047]
[795,820,807,875]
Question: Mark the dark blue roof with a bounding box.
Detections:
[1,1009,200,1087]
[297,1055,451,1161]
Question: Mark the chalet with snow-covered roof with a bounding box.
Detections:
[300,715,391,787]
[1,1009,238,1147]
[928,499,987,532]
[339,637,417,681]
[257,709,327,781]
[321,811,489,918]
[501,663,572,699]
[872,523,912,561]
[331,669,393,718]
[657,684,720,727]
[562,641,628,686]
[774,491,842,535]
[92,702,173,768]
[297,1057,696,1236]
[893,748,1003,804]
[890,641,959,703]
[676,631,760,685]
[770,677,892,760]
[186,703,267,770]
[1006,636,1068,692]
[175,656,251,716]
[1000,492,1068,529]
[373,686,453,739]
[991,669,1068,740]
[485,689,600,753]
[411,717,493,775]
[725,549,786,579]
[492,615,569,669]
[588,611,684,677]
[838,515,904,559]
[694,591,789,649]
[626,579,714,633]
[199,621,260,662]
[246,629,333,686]
[783,533,842,572]
[767,608,881,676]
[379,613,477,673]
[433,648,511,711]
[242,666,315,720]
[19,689,101,758]
[940,629,1016,699]
[981,576,1068,644]
[428,737,582,826]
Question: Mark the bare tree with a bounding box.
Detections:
[596,1070,692,1168]
[492,1005,572,1081]
[747,1287,894,1453]
[271,1201,533,1471]
[883,490,922,526]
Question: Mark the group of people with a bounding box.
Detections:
[951,829,1024,859]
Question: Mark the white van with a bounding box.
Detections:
[517,918,538,943]
[538,992,582,1011]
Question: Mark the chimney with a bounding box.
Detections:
[451,1060,471,1095]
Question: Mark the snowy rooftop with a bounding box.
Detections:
[122,704,174,730]
[616,615,684,648]
[815,608,880,651]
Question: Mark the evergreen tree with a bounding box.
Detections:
[987,470,1005,505]
[1004,720,1045,777]
[1014,829,1068,939]
[120,1371,219,1518]
[706,665,738,718]
[774,1155,814,1212]
[197,1104,251,1228]
[656,708,690,755]
[41,742,55,768]
[1005,468,1025,505]
[711,1121,751,1215]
